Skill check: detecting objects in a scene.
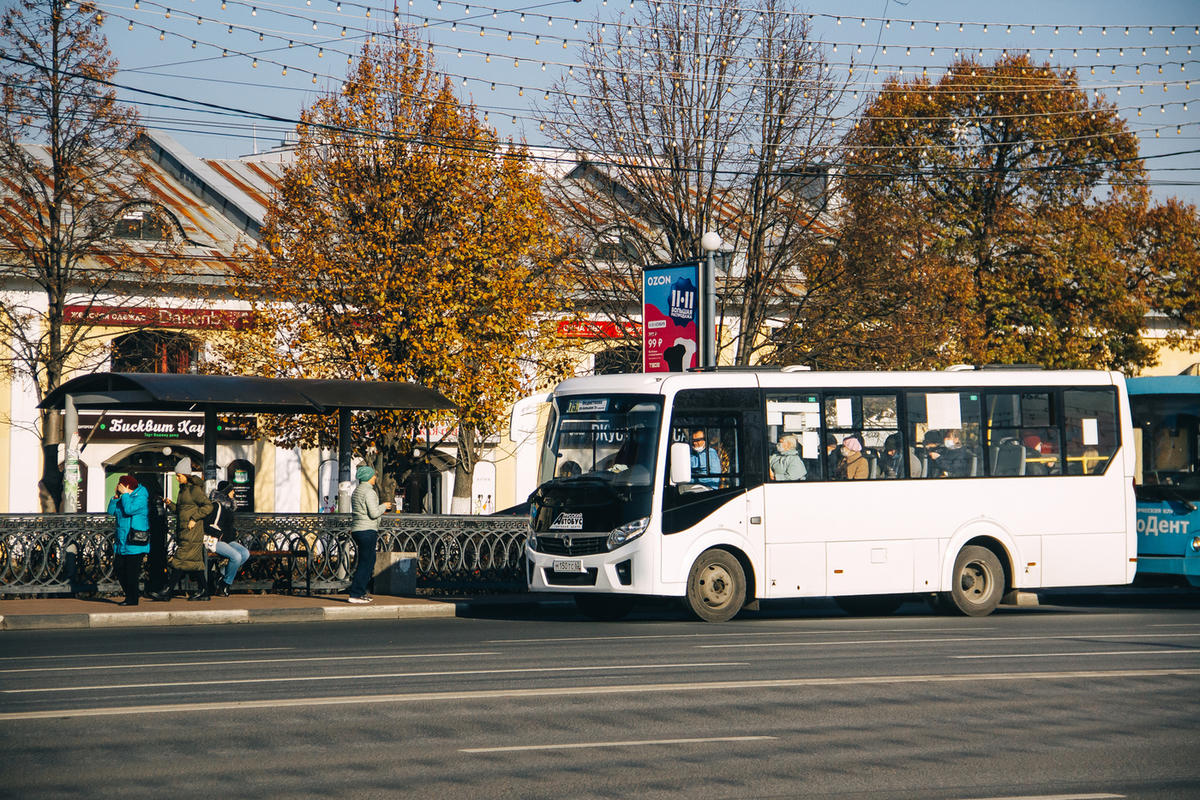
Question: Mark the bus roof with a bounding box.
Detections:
[551,369,1122,397]
[1127,375,1200,396]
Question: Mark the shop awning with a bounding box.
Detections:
[39,373,455,413]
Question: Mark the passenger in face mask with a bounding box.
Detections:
[840,435,869,480]
[929,428,970,478]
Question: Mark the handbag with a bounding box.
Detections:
[127,528,150,546]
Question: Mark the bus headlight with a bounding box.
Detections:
[1191,536,1200,552]
[527,532,538,553]
[607,517,649,551]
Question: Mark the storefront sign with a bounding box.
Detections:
[642,261,700,372]
[555,319,642,339]
[64,305,253,330]
[79,412,249,441]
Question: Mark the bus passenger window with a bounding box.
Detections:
[769,434,807,481]
[1063,389,1119,475]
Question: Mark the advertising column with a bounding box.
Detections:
[642,261,701,373]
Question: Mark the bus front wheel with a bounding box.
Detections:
[943,545,1004,617]
[686,549,746,623]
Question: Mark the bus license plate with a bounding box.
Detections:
[553,559,585,573]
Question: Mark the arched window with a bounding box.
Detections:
[111,330,198,374]
[112,203,178,242]
[594,230,642,264]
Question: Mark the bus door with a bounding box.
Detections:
[659,388,765,586]
[1133,394,1200,586]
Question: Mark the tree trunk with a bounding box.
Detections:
[450,424,476,515]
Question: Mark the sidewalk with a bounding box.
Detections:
[0,591,552,631]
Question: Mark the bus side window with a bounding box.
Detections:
[1063,389,1119,475]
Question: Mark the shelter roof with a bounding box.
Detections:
[39,372,455,415]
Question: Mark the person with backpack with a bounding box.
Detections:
[205,480,248,597]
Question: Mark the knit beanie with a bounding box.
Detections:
[356,465,376,482]
[175,457,193,474]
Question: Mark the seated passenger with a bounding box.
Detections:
[769,434,807,481]
[689,428,721,489]
[840,435,869,480]
[1022,434,1056,475]
[880,433,904,478]
[825,434,843,479]
[929,428,969,478]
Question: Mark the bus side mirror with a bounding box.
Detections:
[670,442,692,485]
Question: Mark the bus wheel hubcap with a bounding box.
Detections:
[962,563,987,599]
[702,566,732,606]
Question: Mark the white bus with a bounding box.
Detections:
[525,367,1137,621]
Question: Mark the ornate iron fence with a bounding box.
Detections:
[0,513,529,596]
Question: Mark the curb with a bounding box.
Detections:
[0,601,461,630]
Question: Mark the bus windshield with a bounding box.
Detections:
[1131,394,1200,502]
[539,394,663,486]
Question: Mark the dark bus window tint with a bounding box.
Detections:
[906,391,983,478]
[1063,389,1120,475]
[985,392,1061,476]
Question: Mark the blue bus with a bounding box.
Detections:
[1128,375,1200,587]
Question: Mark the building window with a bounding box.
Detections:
[112,204,176,242]
[112,331,197,374]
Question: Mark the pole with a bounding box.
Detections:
[62,395,80,513]
[337,408,353,512]
[703,248,716,368]
[203,407,218,495]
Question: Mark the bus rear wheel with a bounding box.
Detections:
[686,549,746,623]
[943,545,1004,617]
[574,593,635,621]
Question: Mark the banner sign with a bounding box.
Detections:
[78,411,250,441]
[642,261,700,372]
[555,319,642,339]
[64,305,253,331]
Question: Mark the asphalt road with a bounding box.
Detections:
[1,592,1199,800]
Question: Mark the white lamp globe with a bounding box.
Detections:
[700,231,723,252]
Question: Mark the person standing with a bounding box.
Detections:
[149,458,213,601]
[206,480,249,597]
[107,475,150,606]
[348,465,391,603]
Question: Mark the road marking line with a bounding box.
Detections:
[460,736,775,753]
[953,649,1200,659]
[487,627,994,644]
[952,794,1123,800]
[0,651,499,674]
[0,647,294,662]
[3,662,748,694]
[697,632,1200,649]
[2,668,1196,721]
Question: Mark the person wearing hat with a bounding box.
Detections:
[839,435,869,480]
[206,479,248,597]
[348,464,392,604]
[149,457,214,601]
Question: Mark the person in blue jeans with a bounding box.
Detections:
[108,475,150,605]
[349,465,392,603]
[206,480,248,597]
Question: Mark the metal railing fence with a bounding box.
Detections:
[0,513,529,596]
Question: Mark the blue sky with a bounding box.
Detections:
[95,0,1199,203]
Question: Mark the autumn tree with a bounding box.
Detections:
[0,0,158,506]
[542,0,855,367]
[840,53,1200,370]
[220,29,567,512]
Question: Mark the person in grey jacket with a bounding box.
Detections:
[348,465,391,603]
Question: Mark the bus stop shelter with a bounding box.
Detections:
[39,373,455,512]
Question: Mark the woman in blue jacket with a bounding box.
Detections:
[108,475,150,606]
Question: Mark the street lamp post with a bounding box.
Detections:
[700,231,723,368]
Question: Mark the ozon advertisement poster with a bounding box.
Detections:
[642,261,700,372]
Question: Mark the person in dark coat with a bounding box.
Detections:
[107,475,150,606]
[149,457,213,601]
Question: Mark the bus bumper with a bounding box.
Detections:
[1135,554,1200,588]
[526,544,643,593]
